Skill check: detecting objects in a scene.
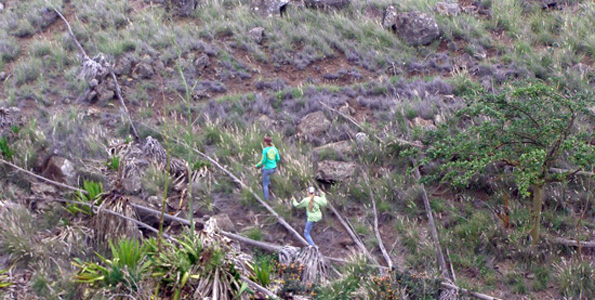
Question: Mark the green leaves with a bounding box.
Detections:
[426,81,595,193]
[0,137,14,160]
[67,180,104,215]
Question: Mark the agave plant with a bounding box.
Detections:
[66,180,103,215]
[73,238,149,293]
[148,221,253,300]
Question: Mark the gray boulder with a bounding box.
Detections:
[435,2,461,16]
[316,160,356,182]
[249,27,265,44]
[41,156,76,185]
[355,132,369,147]
[304,0,351,10]
[0,107,22,133]
[214,214,236,232]
[250,0,289,17]
[170,0,198,16]
[113,54,136,76]
[194,54,211,71]
[395,11,440,45]
[297,111,331,139]
[409,117,437,131]
[382,5,398,30]
[255,114,276,129]
[133,62,154,79]
[94,83,115,104]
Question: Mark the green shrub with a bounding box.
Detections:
[67,180,103,215]
[251,258,274,287]
[13,58,43,85]
[106,156,120,171]
[73,238,148,292]
[0,137,14,160]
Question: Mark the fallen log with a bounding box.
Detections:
[552,236,595,248]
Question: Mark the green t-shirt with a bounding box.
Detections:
[255,146,280,169]
[292,194,328,222]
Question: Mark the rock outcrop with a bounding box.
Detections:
[297,111,331,140]
[316,160,356,182]
[382,5,398,30]
[394,11,440,45]
[304,0,351,10]
[248,27,265,44]
[435,2,461,16]
[41,156,77,185]
[170,0,198,16]
[250,0,290,17]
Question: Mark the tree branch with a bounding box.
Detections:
[0,159,85,194]
[363,172,393,270]
[411,160,450,280]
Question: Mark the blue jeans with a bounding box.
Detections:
[262,168,276,200]
[304,220,317,247]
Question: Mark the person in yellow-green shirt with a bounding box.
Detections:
[292,187,327,248]
[254,136,280,201]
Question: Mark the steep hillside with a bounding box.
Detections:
[0,0,594,299]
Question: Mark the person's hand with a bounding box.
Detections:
[254,165,258,168]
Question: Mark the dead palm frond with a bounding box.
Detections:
[90,191,140,251]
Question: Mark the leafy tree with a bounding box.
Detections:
[425,81,595,243]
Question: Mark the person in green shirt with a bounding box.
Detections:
[292,187,327,247]
[254,136,280,201]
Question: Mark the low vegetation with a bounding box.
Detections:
[0,0,594,298]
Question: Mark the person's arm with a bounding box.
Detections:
[293,197,308,208]
[254,149,265,168]
[275,149,280,163]
[317,193,328,207]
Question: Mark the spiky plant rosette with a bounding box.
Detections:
[278,245,334,286]
[89,191,140,251]
[149,219,252,300]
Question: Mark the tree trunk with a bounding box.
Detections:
[529,184,544,244]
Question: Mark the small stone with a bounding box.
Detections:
[133,62,154,79]
[382,5,398,30]
[194,54,210,70]
[0,72,6,81]
[248,27,265,44]
[0,3,4,12]
[355,132,369,147]
[214,213,236,232]
[95,83,115,104]
[435,2,461,16]
[89,78,99,88]
[409,117,437,131]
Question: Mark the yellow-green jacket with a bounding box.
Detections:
[293,194,327,222]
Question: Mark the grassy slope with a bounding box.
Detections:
[0,0,595,299]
